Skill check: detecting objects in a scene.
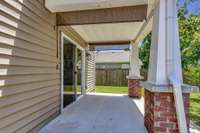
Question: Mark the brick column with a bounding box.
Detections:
[128,79,141,98]
[144,89,190,133]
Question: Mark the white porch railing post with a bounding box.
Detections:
[81,49,86,95]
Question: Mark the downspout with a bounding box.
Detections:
[166,0,188,133]
[168,76,188,133]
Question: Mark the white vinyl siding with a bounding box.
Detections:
[0,0,60,132]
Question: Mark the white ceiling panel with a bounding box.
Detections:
[46,0,148,12]
[72,22,143,43]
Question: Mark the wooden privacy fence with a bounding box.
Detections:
[141,68,148,81]
[96,67,200,88]
[96,69,129,86]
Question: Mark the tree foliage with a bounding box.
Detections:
[139,1,200,70]
[139,34,151,69]
[179,6,200,68]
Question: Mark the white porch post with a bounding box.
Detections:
[147,0,183,85]
[147,0,168,85]
[127,41,142,98]
[141,0,191,133]
[81,49,86,95]
[129,42,141,79]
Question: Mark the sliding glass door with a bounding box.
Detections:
[63,40,76,108]
[62,37,84,108]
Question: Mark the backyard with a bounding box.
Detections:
[95,86,200,126]
[190,93,200,126]
[95,86,128,94]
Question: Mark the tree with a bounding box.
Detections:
[139,34,151,69]
[179,8,200,68]
[139,1,200,70]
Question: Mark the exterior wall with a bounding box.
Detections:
[86,51,96,92]
[0,0,90,132]
[0,0,60,132]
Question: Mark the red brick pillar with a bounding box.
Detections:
[128,79,141,98]
[144,89,190,133]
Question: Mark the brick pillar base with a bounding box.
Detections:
[128,79,141,98]
[144,89,190,133]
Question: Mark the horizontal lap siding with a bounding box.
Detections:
[86,51,96,92]
[0,0,60,133]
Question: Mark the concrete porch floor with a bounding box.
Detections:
[39,93,148,133]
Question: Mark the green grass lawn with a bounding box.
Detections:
[95,86,128,94]
[64,85,81,92]
[190,93,200,126]
[95,86,145,96]
[95,86,200,126]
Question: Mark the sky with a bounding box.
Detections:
[178,0,200,14]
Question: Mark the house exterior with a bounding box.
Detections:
[96,51,130,70]
[96,51,143,69]
[95,51,144,86]
[0,0,198,133]
[0,1,90,132]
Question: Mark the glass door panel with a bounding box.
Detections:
[62,38,83,108]
[63,41,76,108]
[76,48,82,97]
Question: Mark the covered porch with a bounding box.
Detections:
[44,0,198,133]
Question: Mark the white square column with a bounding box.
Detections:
[141,1,198,133]
[128,42,142,79]
[147,0,169,85]
[144,0,183,86]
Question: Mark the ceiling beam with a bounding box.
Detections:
[89,40,131,46]
[57,5,147,26]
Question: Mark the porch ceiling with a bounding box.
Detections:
[71,22,143,44]
[45,0,156,45]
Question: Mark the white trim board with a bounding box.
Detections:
[62,32,84,51]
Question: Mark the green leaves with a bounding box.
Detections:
[139,34,151,69]
[139,2,200,70]
[179,13,200,68]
